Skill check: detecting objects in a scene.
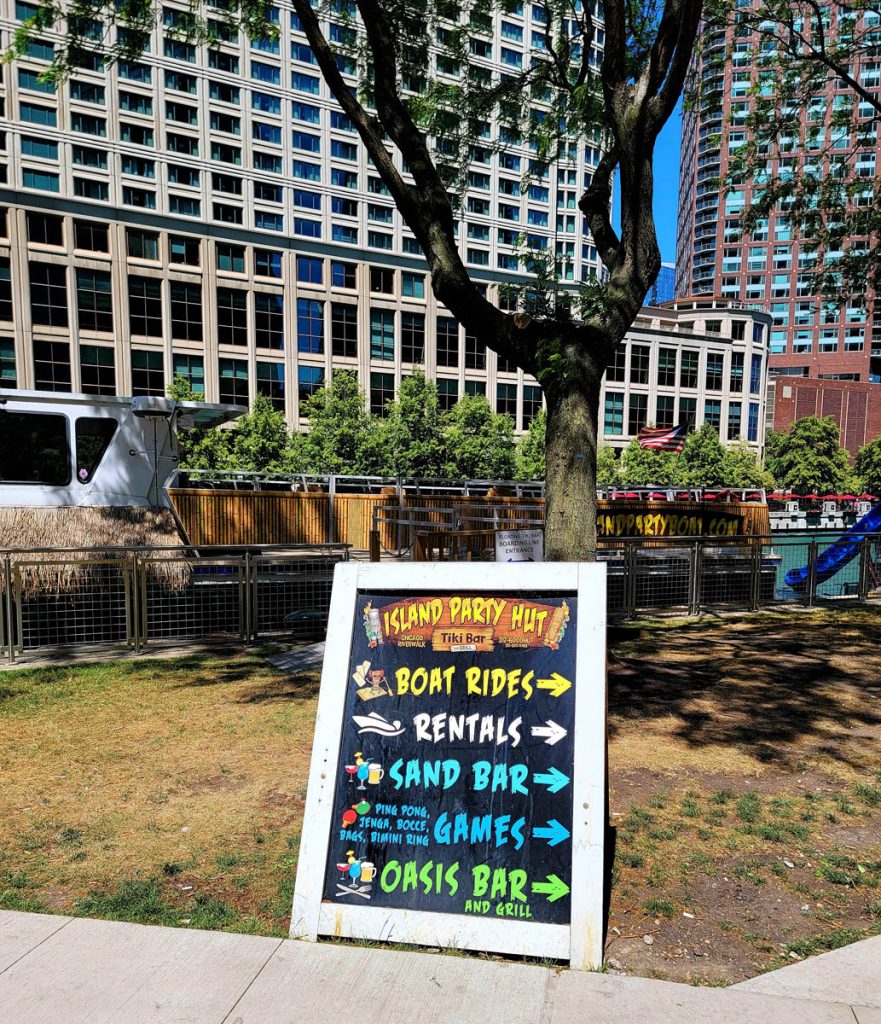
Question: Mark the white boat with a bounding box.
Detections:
[0,390,245,509]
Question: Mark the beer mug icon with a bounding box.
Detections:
[360,862,375,883]
[367,762,384,785]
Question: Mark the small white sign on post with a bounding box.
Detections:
[495,528,544,562]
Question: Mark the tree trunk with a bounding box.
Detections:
[544,367,602,561]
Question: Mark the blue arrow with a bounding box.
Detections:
[532,819,571,847]
[532,767,571,794]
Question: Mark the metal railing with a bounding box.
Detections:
[0,543,349,664]
[1,533,878,664]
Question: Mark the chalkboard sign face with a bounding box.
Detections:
[292,563,606,968]
[323,590,576,924]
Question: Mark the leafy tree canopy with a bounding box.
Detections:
[442,394,516,479]
[372,370,447,477]
[764,416,856,494]
[515,407,547,480]
[855,436,881,497]
[300,370,376,475]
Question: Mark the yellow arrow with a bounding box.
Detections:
[536,672,572,698]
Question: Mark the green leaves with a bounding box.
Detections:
[764,417,856,495]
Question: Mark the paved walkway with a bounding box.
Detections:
[0,911,878,1023]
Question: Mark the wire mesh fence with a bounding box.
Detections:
[0,532,878,662]
[0,544,350,663]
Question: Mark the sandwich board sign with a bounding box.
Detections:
[291,561,607,969]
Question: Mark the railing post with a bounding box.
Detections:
[131,551,141,655]
[4,555,14,664]
[858,536,870,603]
[749,537,762,611]
[369,530,381,562]
[328,475,336,544]
[244,551,253,643]
[689,539,702,616]
[624,542,637,619]
[806,539,818,607]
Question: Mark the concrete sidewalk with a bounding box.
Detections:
[0,910,878,1024]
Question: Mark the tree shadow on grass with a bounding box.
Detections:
[607,611,881,770]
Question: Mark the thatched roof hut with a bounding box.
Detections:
[0,506,190,593]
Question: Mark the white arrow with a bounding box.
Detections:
[531,720,567,746]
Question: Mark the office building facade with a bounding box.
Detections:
[676,11,881,385]
[601,299,771,454]
[0,0,610,433]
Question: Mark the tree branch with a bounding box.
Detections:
[578,147,623,270]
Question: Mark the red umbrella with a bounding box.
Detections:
[768,492,784,500]
[648,492,666,500]
[676,491,690,499]
[623,492,640,499]
[783,493,799,500]
[745,492,762,501]
[804,493,819,500]
[859,493,878,501]
[840,494,858,501]
[821,494,839,501]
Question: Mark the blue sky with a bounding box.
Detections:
[612,101,681,265]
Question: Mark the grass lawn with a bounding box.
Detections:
[1,607,880,984]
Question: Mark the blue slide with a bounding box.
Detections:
[785,504,881,591]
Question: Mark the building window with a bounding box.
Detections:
[331,303,357,358]
[523,386,542,427]
[29,263,68,327]
[704,398,722,431]
[173,353,205,396]
[297,255,323,284]
[436,317,459,367]
[129,277,163,337]
[297,365,322,408]
[705,352,724,391]
[33,340,71,391]
[27,211,63,246]
[332,260,356,288]
[464,380,485,398]
[370,309,394,360]
[170,282,203,342]
[80,344,116,395]
[604,393,624,435]
[729,351,744,392]
[297,298,324,354]
[216,243,245,273]
[727,401,742,440]
[630,344,649,384]
[219,358,249,405]
[747,402,759,442]
[437,378,458,411]
[74,221,109,252]
[370,267,394,293]
[76,269,113,332]
[656,395,675,429]
[0,338,15,387]
[216,288,247,346]
[402,272,425,298]
[606,346,626,383]
[370,371,394,416]
[731,320,746,341]
[465,333,486,370]
[401,312,425,363]
[680,350,698,388]
[255,293,284,349]
[679,397,697,431]
[255,249,282,278]
[0,259,13,322]
[750,354,762,394]
[497,382,517,418]
[628,393,648,434]
[169,236,200,265]
[657,347,676,388]
[131,349,165,395]
[255,360,284,407]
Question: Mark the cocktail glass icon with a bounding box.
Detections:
[344,764,358,781]
[355,762,369,790]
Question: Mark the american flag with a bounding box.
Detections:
[637,424,686,453]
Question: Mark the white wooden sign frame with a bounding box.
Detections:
[290,561,607,969]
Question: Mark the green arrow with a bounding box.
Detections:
[532,767,571,794]
[536,672,572,698]
[531,874,570,903]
